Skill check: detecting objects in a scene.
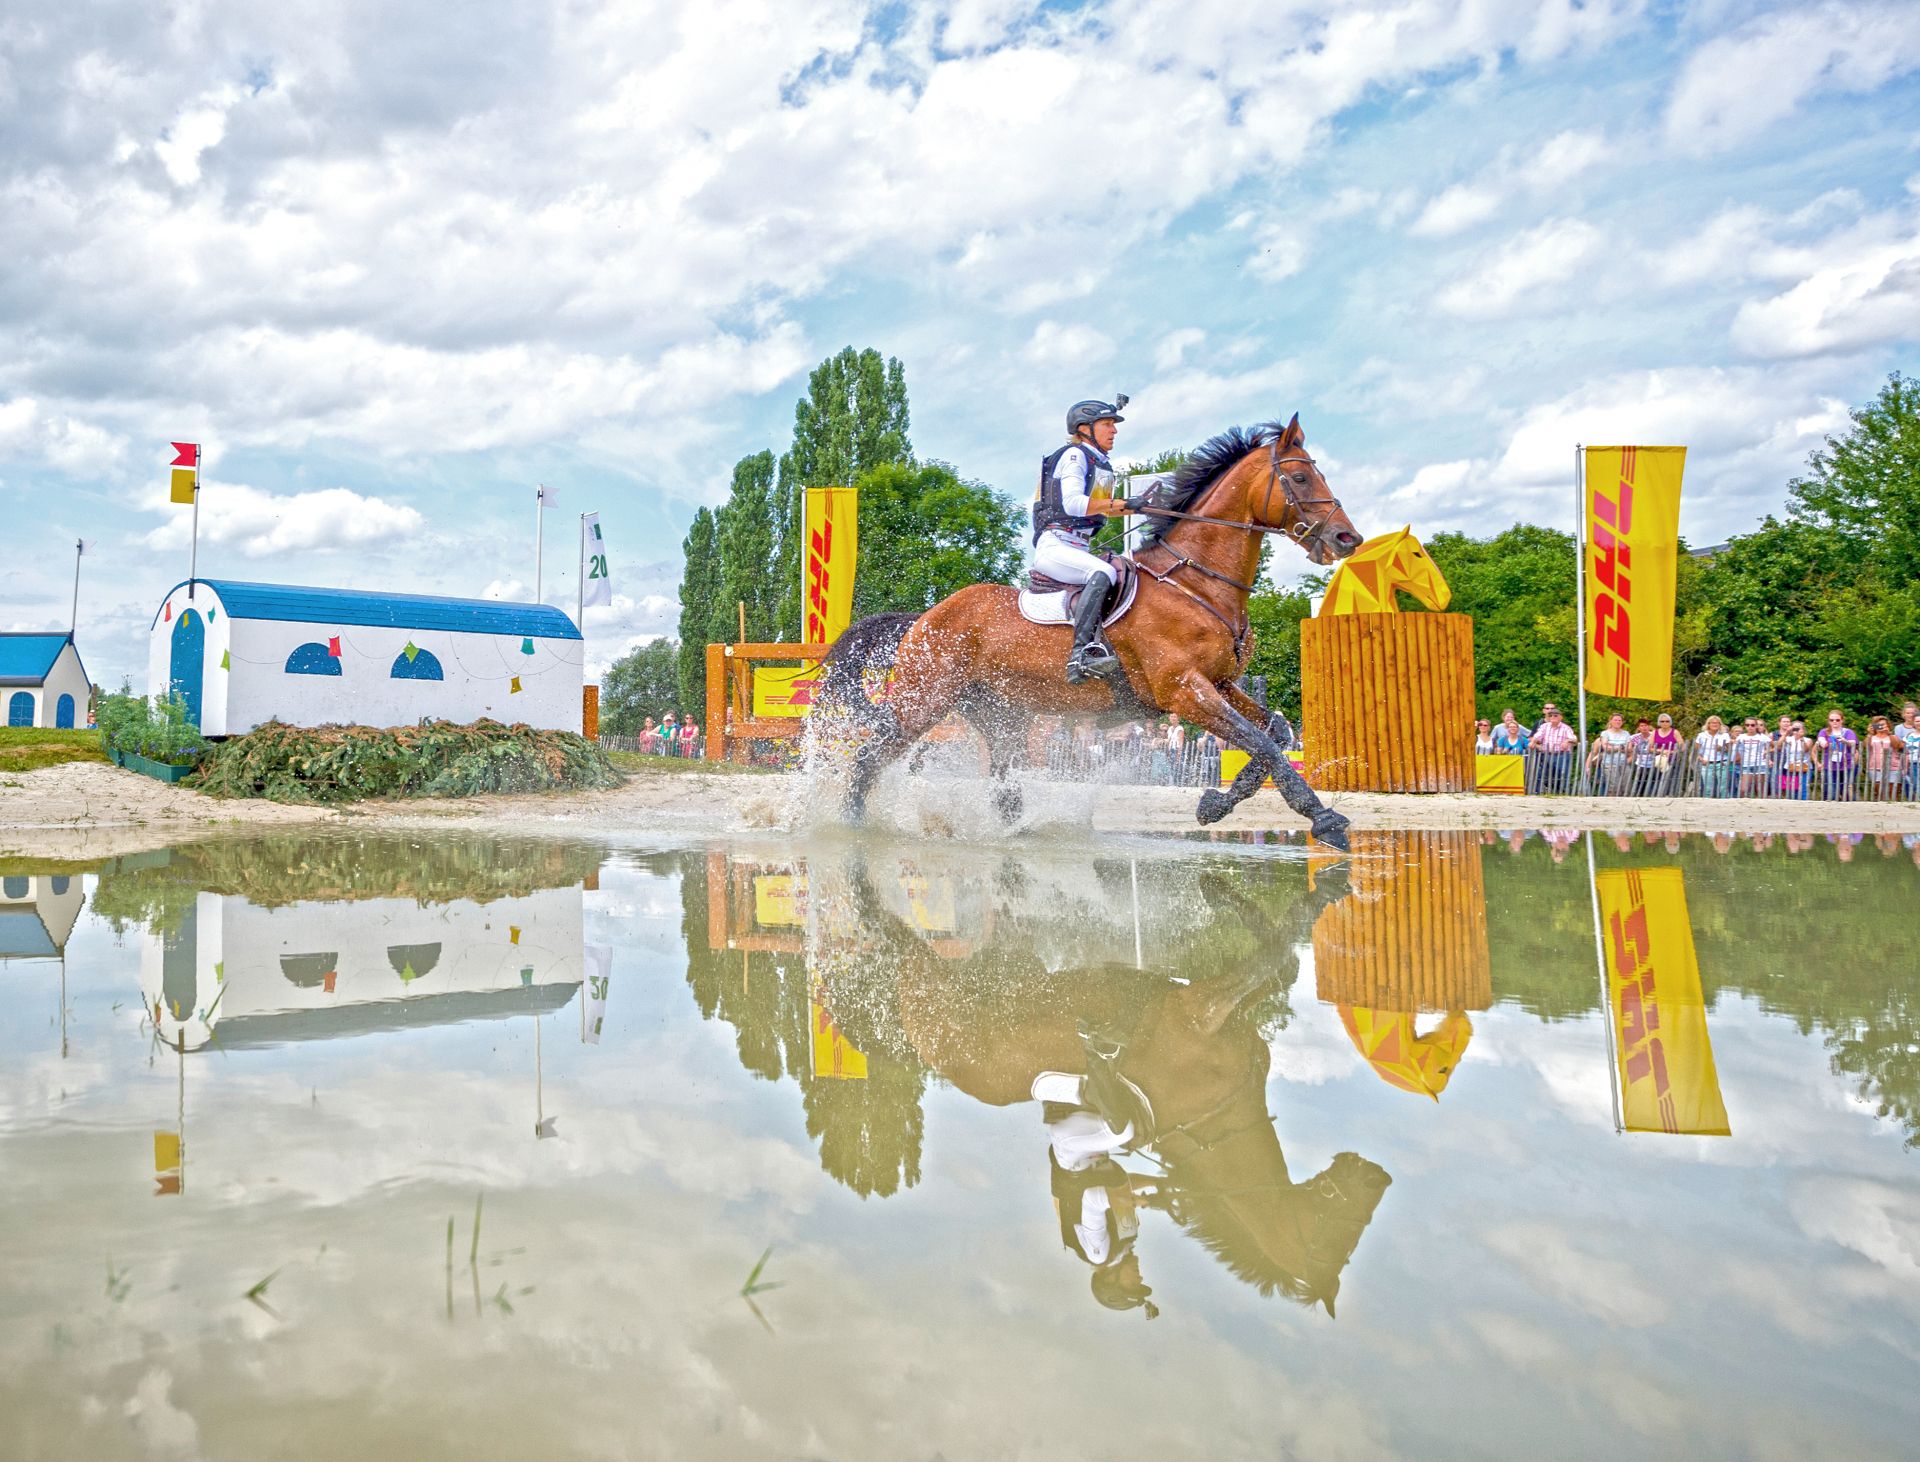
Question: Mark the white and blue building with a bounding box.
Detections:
[0,633,91,729]
[146,579,583,736]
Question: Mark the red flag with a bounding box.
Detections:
[171,442,199,467]
[327,635,341,656]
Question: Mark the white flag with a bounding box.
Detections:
[538,483,561,509]
[582,944,611,1043]
[581,512,612,608]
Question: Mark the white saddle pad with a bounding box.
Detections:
[1016,568,1141,627]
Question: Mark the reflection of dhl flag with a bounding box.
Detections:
[753,874,806,928]
[900,869,956,933]
[810,977,868,1081]
[757,487,859,718]
[1597,867,1729,1136]
[1583,446,1685,700]
[154,1130,182,1196]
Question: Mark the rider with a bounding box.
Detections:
[1035,396,1142,683]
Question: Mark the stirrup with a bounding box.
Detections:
[1065,641,1118,685]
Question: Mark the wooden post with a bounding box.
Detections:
[705,643,727,761]
[581,684,599,739]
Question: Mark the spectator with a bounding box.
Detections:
[1586,712,1633,796]
[661,711,679,755]
[1816,710,1857,801]
[1734,717,1773,797]
[679,715,700,758]
[1628,717,1658,795]
[1773,714,1794,748]
[1649,713,1682,794]
[1490,709,1529,755]
[1694,714,1733,798]
[1897,701,1920,799]
[640,716,660,754]
[1474,718,1495,755]
[1527,703,1576,793]
[1865,716,1900,801]
[1778,720,1814,800]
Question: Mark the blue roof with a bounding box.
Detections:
[151,580,582,640]
[0,634,71,685]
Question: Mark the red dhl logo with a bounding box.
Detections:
[1591,446,1636,695]
[1608,872,1682,1133]
[804,519,834,643]
[768,676,819,709]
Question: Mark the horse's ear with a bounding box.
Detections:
[1282,413,1303,446]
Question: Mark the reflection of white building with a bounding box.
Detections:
[142,885,583,1051]
[0,872,84,961]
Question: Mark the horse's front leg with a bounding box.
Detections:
[1165,673,1349,851]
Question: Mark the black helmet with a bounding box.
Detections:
[1067,394,1129,435]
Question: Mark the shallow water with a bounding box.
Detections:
[2,827,1917,1460]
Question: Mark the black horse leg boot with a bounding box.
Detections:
[1064,577,1118,684]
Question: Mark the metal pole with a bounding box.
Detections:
[576,513,586,631]
[188,476,200,601]
[534,486,545,603]
[70,540,82,636]
[1586,831,1624,1134]
[1573,444,1588,782]
[1130,858,1143,970]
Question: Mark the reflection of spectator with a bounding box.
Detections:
[1693,715,1733,798]
[1816,711,1857,801]
[1527,705,1575,793]
[1587,713,1632,796]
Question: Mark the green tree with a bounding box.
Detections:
[675,508,719,711]
[1788,371,1920,580]
[601,637,680,735]
[848,460,1024,617]
[1245,587,1311,723]
[716,450,778,641]
[772,348,913,638]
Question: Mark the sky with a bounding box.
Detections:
[3,0,1919,689]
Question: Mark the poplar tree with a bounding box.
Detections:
[675,507,719,712]
[716,450,778,641]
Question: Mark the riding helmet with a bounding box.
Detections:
[1067,395,1129,434]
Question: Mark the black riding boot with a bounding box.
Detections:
[1064,578,1117,684]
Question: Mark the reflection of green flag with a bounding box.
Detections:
[520,966,534,986]
[399,963,419,982]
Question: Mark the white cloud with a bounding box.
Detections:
[1022,320,1115,369]
[1155,328,1207,371]
[1410,130,1611,238]
[1731,230,1920,358]
[1436,218,1602,315]
[0,397,128,476]
[1410,183,1504,238]
[153,84,242,186]
[141,481,424,557]
[1665,2,1920,153]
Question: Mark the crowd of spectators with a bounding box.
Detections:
[1489,826,1920,866]
[634,711,702,757]
[1472,700,1920,799]
[1041,714,1231,785]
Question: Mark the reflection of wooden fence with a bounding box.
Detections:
[704,642,833,762]
[1312,831,1491,1011]
[1300,612,1476,792]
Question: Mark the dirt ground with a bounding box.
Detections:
[3,759,1916,861]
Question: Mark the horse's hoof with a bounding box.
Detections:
[1310,810,1351,852]
[1196,788,1233,825]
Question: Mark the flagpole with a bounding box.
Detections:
[534,486,545,604]
[576,513,586,632]
[1573,444,1587,779]
[188,475,200,602]
[1587,830,1624,1135]
[70,540,83,636]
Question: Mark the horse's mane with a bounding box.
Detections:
[1136,422,1287,547]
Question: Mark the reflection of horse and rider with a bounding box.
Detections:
[811,852,1394,1321]
[816,395,1366,848]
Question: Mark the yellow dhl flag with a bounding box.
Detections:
[1596,866,1730,1136]
[810,979,868,1081]
[1583,445,1685,700]
[752,873,806,928]
[802,487,857,646]
[752,663,821,719]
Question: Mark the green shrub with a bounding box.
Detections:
[96,686,208,768]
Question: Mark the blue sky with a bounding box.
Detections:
[3,0,1918,689]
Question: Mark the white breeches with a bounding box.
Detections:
[1033,532,1116,587]
[1032,1072,1135,1160]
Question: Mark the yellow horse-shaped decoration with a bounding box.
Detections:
[1337,1007,1474,1100]
[1319,525,1451,616]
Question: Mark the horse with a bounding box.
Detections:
[818,851,1394,1316]
[817,415,1364,847]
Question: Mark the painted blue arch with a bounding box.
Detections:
[6,692,31,727]
[55,693,75,729]
[50,877,70,896]
[286,642,342,676]
[390,648,443,680]
[2,876,26,899]
[169,609,205,726]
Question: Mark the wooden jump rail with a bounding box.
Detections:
[704,642,834,762]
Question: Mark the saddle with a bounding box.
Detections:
[1018,557,1140,628]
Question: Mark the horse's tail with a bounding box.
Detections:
[816,612,918,732]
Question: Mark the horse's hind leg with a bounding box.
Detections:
[1167,674,1349,850]
[957,685,1031,825]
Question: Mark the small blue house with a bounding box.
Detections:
[0,633,91,730]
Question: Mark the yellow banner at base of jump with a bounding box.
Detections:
[1584,446,1685,701]
[810,980,868,1081]
[1219,748,1305,787]
[752,663,822,718]
[1597,866,1730,1136]
[1475,753,1525,794]
[802,487,858,648]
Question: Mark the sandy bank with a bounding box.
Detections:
[3,760,1915,860]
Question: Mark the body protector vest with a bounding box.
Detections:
[1033,442,1112,543]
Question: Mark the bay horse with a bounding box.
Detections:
[817,416,1364,848]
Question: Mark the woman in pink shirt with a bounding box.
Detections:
[678,716,700,758]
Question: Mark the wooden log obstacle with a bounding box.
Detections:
[1299,611,1476,793]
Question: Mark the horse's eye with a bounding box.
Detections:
[1292,473,1308,484]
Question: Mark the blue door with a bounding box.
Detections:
[55,693,75,729]
[6,692,31,727]
[170,608,205,726]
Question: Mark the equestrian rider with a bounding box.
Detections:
[1035,396,1142,683]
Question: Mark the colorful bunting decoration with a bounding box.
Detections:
[521,637,535,655]
[510,676,522,693]
[220,650,230,670]
[327,636,342,657]
[207,608,215,622]
[322,970,337,994]
[509,926,521,945]
[163,602,171,621]
[403,641,420,662]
